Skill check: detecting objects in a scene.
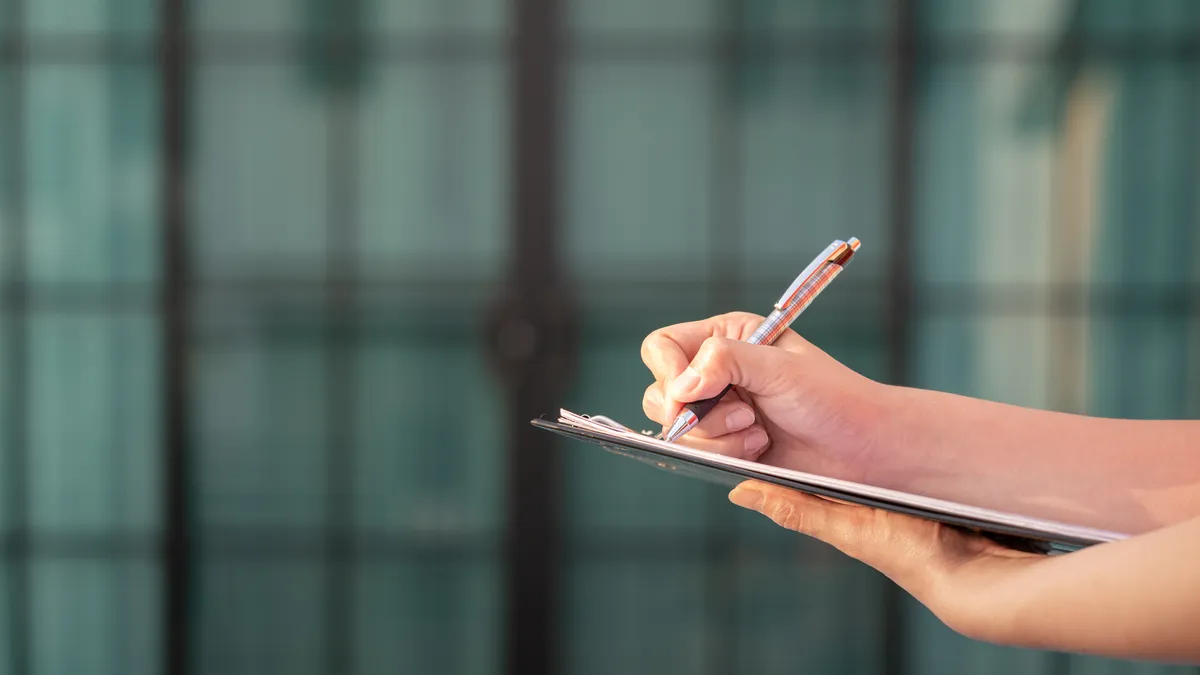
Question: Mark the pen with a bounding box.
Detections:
[662,237,862,443]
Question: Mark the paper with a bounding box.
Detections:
[538,409,1129,551]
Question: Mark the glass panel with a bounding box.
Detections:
[734,549,884,674]
[739,0,888,36]
[27,0,155,34]
[1067,656,1200,675]
[192,63,327,281]
[31,559,160,675]
[1078,0,1200,38]
[194,318,327,531]
[353,558,501,675]
[739,59,890,286]
[0,65,11,282]
[28,311,159,534]
[1089,59,1198,286]
[918,0,1070,39]
[195,559,325,675]
[353,335,504,536]
[0,319,7,533]
[0,565,7,675]
[1089,314,1192,419]
[357,62,509,280]
[565,61,713,280]
[569,0,715,36]
[376,0,509,35]
[562,558,710,675]
[915,61,1057,287]
[26,65,159,284]
[194,0,300,33]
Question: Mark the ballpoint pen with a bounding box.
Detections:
[662,237,862,443]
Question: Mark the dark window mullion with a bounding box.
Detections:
[3,0,30,672]
[160,0,191,672]
[883,0,917,674]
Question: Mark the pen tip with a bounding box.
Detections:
[663,415,693,443]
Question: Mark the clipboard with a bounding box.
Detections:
[534,409,1128,554]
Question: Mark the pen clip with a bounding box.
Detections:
[774,239,848,309]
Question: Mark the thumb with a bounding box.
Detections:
[667,336,794,402]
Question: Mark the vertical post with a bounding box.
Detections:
[322,26,361,675]
[160,0,191,672]
[883,0,917,673]
[496,1,572,674]
[705,1,742,672]
[2,0,30,672]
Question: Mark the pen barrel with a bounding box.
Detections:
[681,383,733,423]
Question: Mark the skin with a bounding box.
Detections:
[640,312,1200,661]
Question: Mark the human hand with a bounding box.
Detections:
[640,312,900,484]
[729,480,1043,644]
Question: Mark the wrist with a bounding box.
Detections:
[864,384,953,492]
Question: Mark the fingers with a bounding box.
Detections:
[642,382,755,438]
[667,336,797,402]
[641,312,800,384]
[675,425,772,461]
[727,480,941,582]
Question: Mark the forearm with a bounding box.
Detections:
[879,386,1200,534]
[948,515,1200,661]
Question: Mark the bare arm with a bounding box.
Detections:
[879,386,1200,534]
[731,481,1200,662]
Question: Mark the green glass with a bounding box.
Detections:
[27,0,155,34]
[195,558,326,675]
[28,312,160,534]
[26,65,159,284]
[32,559,160,675]
[354,559,501,675]
[353,336,504,536]
[192,63,327,281]
[565,61,714,280]
[562,558,710,675]
[357,62,509,280]
[194,327,329,531]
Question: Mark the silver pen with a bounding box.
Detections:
[663,237,862,442]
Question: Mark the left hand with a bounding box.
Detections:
[729,480,1045,644]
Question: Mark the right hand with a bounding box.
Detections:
[640,312,900,484]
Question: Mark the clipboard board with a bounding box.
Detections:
[534,410,1128,555]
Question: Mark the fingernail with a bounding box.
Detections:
[744,429,769,454]
[668,367,701,399]
[729,486,764,511]
[726,408,754,432]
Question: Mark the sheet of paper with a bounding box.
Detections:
[556,409,1129,545]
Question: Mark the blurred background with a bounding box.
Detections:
[1,0,1199,674]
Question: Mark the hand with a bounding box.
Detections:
[729,480,1043,645]
[640,312,899,484]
